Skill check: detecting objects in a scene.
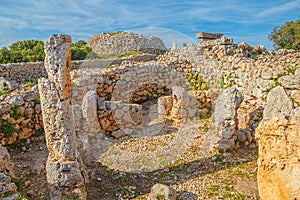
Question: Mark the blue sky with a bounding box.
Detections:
[0,0,299,49]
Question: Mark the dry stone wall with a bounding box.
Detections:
[0,85,42,145]
[159,36,300,150]
[0,60,187,144]
[0,54,156,84]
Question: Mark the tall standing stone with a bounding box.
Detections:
[38,34,86,199]
[206,86,243,151]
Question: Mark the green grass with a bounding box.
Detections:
[0,89,9,96]
[23,82,36,87]
[33,98,40,105]
[0,122,16,138]
[200,114,210,120]
[284,67,296,74]
[156,194,165,200]
[106,93,112,101]
[273,74,283,87]
[11,105,23,120]
[62,194,80,200]
[107,65,115,68]
[203,125,209,132]
[118,51,143,58]
[33,128,44,137]
[12,178,22,187]
[219,73,236,89]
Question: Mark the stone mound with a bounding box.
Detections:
[87,31,167,55]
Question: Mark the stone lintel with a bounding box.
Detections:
[196,32,224,40]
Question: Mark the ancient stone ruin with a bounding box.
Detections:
[0,32,299,199]
[38,34,86,199]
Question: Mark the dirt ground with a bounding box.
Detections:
[8,99,260,199]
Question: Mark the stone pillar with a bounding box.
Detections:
[38,34,86,199]
[158,96,173,119]
[210,86,243,151]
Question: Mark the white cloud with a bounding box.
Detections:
[257,1,300,17]
[0,0,298,48]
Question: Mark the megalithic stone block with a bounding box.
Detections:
[44,34,72,100]
[39,34,86,199]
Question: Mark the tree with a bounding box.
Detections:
[0,40,45,63]
[0,39,93,64]
[269,20,300,50]
[71,40,92,60]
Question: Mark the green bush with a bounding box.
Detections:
[11,106,23,120]
[0,123,16,138]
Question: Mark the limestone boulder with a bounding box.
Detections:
[0,146,14,176]
[81,91,101,134]
[262,86,293,121]
[256,87,300,200]
[46,157,84,187]
[148,183,177,200]
[0,173,17,195]
[0,77,19,91]
[278,75,300,89]
[157,96,172,117]
[213,86,243,151]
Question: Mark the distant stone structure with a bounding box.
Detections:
[196,32,224,42]
[87,31,167,55]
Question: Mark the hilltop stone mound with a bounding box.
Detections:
[87,31,167,56]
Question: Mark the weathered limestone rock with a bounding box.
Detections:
[0,146,14,176]
[171,86,199,122]
[256,86,300,200]
[81,91,101,134]
[262,86,293,121]
[38,34,86,199]
[212,86,243,151]
[157,96,173,118]
[148,183,177,200]
[44,34,72,100]
[0,77,19,91]
[278,75,300,89]
[97,97,142,137]
[0,173,17,195]
[0,147,17,197]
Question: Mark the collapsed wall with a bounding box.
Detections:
[159,37,300,150]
